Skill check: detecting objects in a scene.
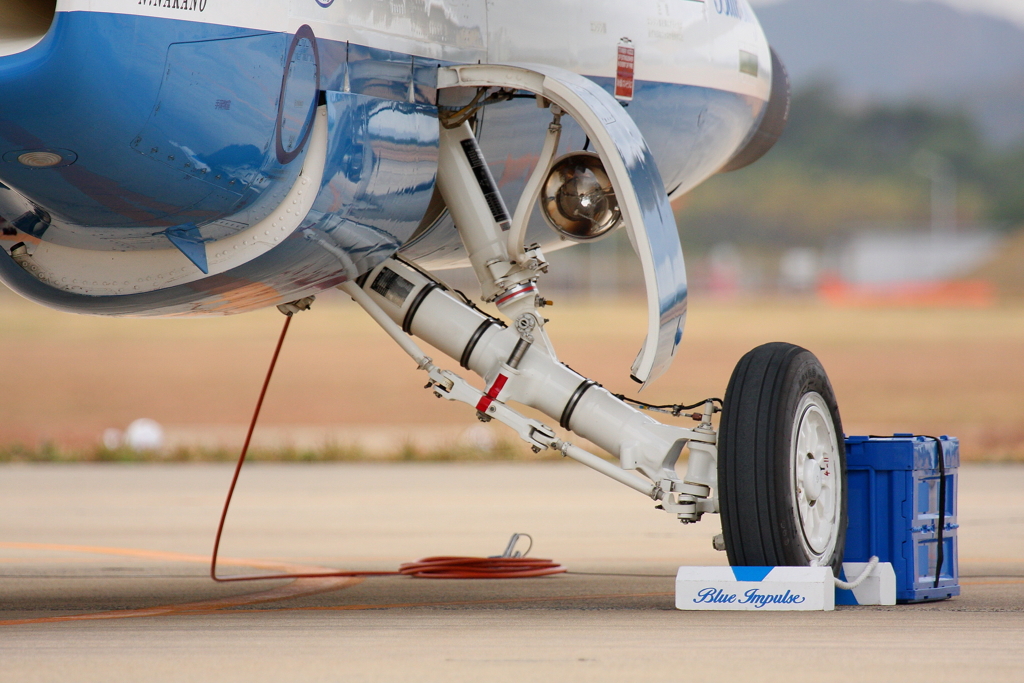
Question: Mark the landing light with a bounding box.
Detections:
[540,152,620,240]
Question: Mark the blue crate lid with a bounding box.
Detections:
[845,434,959,471]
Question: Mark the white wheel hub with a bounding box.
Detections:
[791,391,841,562]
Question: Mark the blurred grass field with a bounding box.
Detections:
[1,284,1022,462]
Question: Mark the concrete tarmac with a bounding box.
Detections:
[1,462,1022,682]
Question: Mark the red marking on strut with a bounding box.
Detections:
[496,285,536,307]
[476,373,509,413]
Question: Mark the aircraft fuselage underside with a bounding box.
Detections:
[0,2,769,318]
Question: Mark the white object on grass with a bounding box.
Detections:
[124,419,164,452]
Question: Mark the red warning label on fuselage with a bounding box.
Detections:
[615,43,635,101]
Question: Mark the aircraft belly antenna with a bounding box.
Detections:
[436,63,687,387]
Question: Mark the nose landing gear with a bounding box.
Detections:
[310,62,848,574]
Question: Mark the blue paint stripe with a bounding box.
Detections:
[731,566,774,582]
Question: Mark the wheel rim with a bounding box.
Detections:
[790,391,841,564]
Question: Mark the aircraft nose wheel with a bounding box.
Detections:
[717,343,847,576]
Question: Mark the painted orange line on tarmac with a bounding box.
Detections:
[0,576,363,626]
[1,542,284,570]
[0,542,363,627]
[0,557,110,564]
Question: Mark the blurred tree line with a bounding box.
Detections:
[675,83,1024,251]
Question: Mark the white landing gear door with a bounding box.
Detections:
[437,63,687,387]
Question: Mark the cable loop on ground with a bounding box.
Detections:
[398,557,566,579]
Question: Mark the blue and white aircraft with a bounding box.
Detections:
[0,0,849,575]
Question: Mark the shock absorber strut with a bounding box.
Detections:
[355,255,718,521]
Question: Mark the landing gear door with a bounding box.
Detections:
[437,63,687,387]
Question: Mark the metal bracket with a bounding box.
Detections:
[426,365,556,451]
[507,108,563,264]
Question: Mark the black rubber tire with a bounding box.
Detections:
[718,342,847,576]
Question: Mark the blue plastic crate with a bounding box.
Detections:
[843,434,960,603]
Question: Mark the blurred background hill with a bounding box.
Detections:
[662,0,1024,299]
[756,0,1024,145]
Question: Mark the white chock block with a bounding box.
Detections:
[835,562,897,606]
[675,566,836,611]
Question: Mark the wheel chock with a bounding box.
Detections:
[676,563,898,610]
[676,566,836,611]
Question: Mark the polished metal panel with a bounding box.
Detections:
[290,0,487,63]
[339,44,443,106]
[347,43,415,103]
[128,31,295,240]
[299,91,440,278]
[486,0,770,100]
[0,20,310,252]
[0,90,440,316]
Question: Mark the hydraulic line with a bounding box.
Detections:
[210,307,565,582]
[614,395,723,419]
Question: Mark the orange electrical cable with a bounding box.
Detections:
[210,309,565,582]
[399,556,565,578]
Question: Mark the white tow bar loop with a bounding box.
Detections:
[833,556,879,590]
